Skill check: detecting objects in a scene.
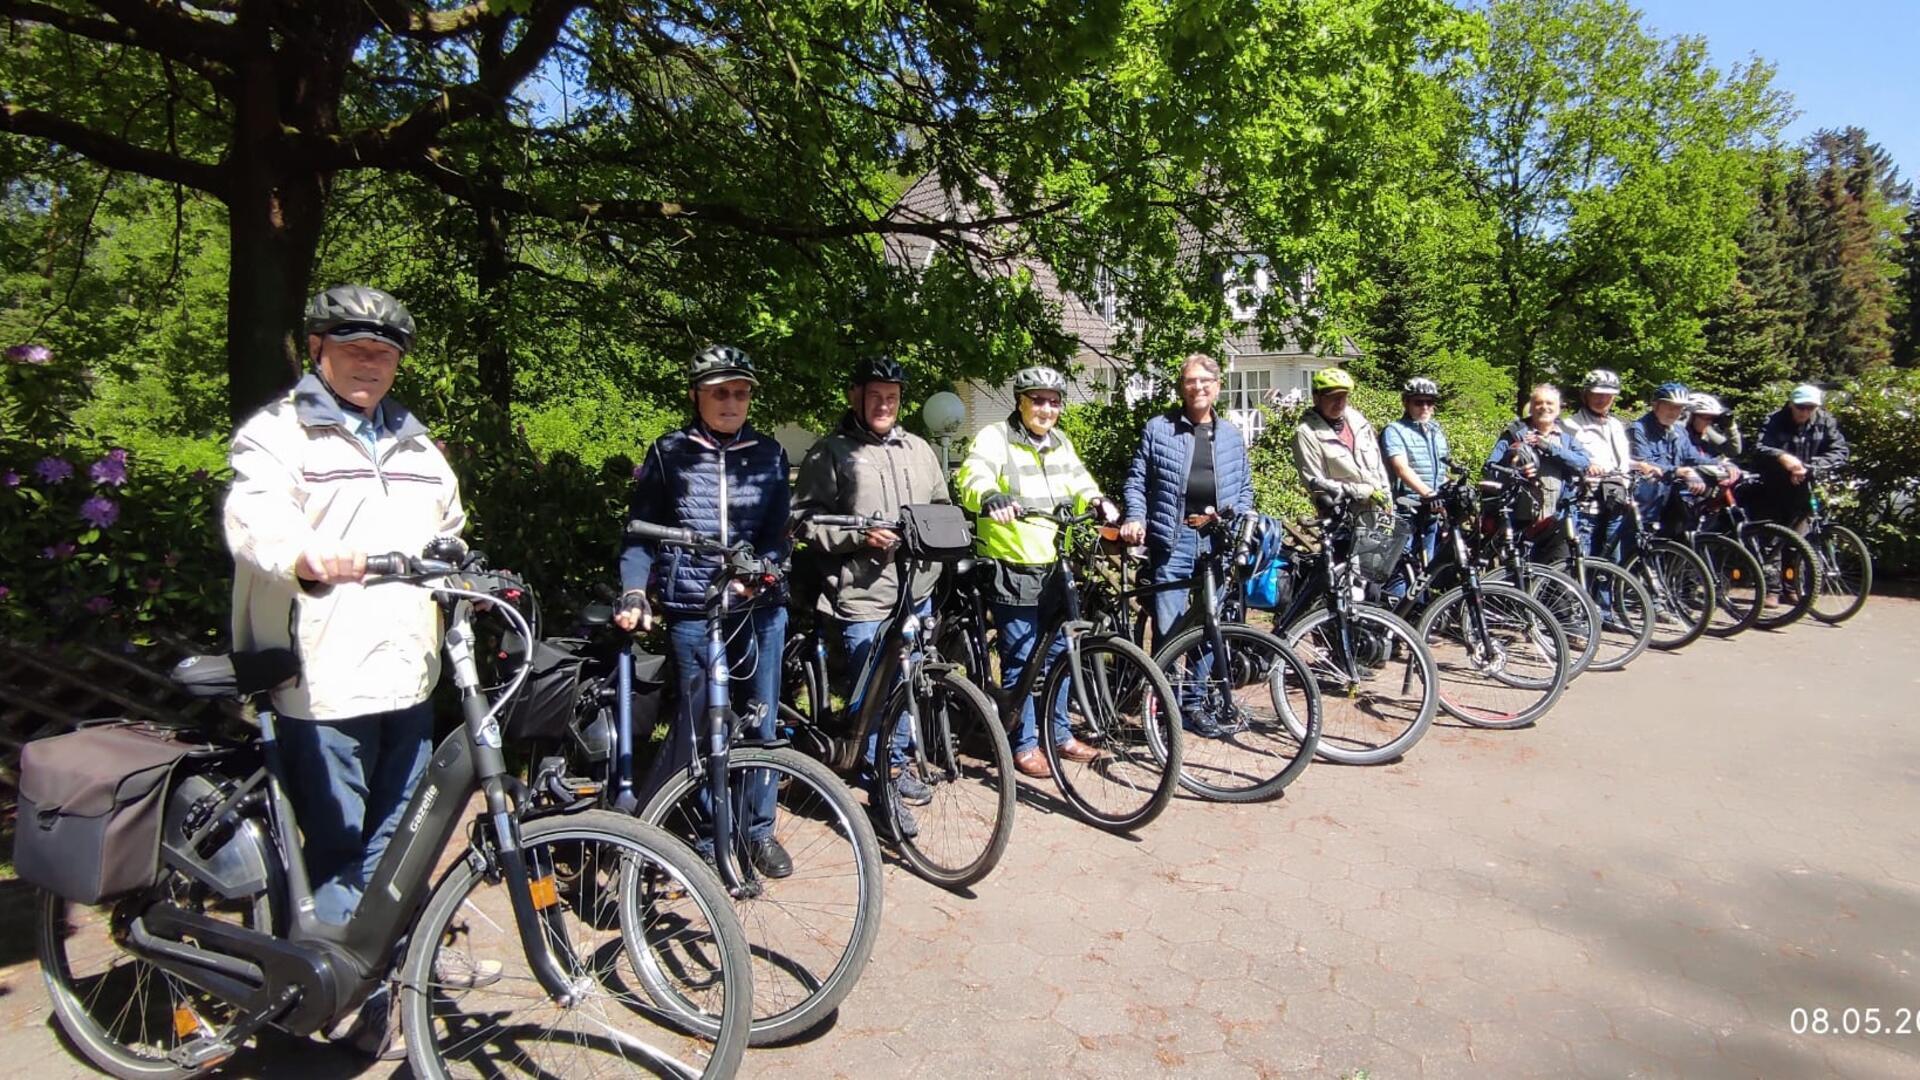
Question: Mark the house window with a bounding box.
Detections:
[1224,367,1273,442]
[1226,254,1272,322]
[1091,265,1121,323]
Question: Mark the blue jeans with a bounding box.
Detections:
[655,605,785,844]
[1578,504,1638,564]
[1386,510,1441,601]
[1149,527,1212,713]
[841,602,931,787]
[273,701,434,925]
[991,599,1072,754]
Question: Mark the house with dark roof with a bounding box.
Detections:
[882,170,1359,442]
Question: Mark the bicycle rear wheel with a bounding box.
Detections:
[638,747,882,1045]
[880,664,1016,890]
[1153,623,1322,802]
[1636,541,1714,650]
[1416,583,1571,729]
[1697,534,1764,637]
[1280,604,1438,765]
[1746,522,1819,629]
[1574,559,1655,671]
[403,812,752,1079]
[1808,523,1871,623]
[1037,633,1183,832]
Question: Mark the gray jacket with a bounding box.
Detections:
[793,412,951,622]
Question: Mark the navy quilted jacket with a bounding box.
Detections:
[1122,409,1253,566]
[620,422,791,616]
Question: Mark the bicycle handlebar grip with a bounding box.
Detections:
[364,553,409,577]
[625,520,699,545]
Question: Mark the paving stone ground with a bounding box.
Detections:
[4,597,1919,1078]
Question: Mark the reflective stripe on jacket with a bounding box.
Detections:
[224,372,465,721]
[954,415,1101,566]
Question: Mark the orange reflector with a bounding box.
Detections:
[529,875,560,910]
[173,1005,202,1039]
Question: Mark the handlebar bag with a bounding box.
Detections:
[15,721,204,904]
[503,637,591,742]
[899,502,974,562]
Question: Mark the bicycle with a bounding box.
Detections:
[1082,509,1324,803]
[1458,462,1603,681]
[33,544,752,1079]
[1700,476,1819,630]
[1262,493,1441,765]
[935,504,1185,832]
[1526,508,1657,672]
[1576,475,1717,651]
[540,520,885,1046]
[1652,472,1767,638]
[779,508,1015,890]
[1379,468,1573,729]
[1802,481,1873,624]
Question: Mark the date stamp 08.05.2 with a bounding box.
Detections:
[1790,1007,1920,1036]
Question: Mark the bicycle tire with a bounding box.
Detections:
[38,874,275,1079]
[403,811,752,1078]
[1808,523,1872,624]
[1280,604,1439,765]
[1574,559,1655,671]
[1489,563,1600,680]
[879,664,1016,889]
[637,747,882,1045]
[1745,522,1819,630]
[1696,534,1764,638]
[1036,633,1183,832]
[1634,540,1715,650]
[1152,622,1323,802]
[1415,583,1571,729]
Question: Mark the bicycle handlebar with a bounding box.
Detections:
[806,513,901,531]
[624,519,704,547]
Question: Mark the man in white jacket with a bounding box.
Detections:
[224,284,464,928]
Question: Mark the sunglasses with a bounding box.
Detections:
[701,385,754,402]
[1407,398,1437,407]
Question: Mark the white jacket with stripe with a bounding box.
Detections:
[224,373,465,720]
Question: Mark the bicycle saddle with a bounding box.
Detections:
[170,649,300,699]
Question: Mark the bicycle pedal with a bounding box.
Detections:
[168,1035,235,1069]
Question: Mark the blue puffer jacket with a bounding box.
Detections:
[1122,409,1253,567]
[620,422,791,617]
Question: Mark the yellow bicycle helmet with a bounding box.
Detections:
[1310,368,1357,395]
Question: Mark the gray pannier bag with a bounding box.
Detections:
[15,722,203,904]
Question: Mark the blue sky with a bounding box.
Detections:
[1634,0,1918,185]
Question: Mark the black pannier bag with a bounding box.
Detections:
[898,502,973,562]
[15,722,205,904]
[502,637,592,742]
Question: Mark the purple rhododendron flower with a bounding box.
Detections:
[5,344,52,365]
[89,449,130,487]
[143,577,163,594]
[83,595,112,616]
[0,584,11,601]
[42,541,77,560]
[191,468,211,482]
[35,457,74,484]
[3,470,19,487]
[80,495,120,529]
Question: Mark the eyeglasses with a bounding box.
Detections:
[1408,398,1437,407]
[1024,394,1063,409]
[701,385,754,402]
[1181,377,1220,387]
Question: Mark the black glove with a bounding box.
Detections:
[617,589,652,627]
[980,492,1019,517]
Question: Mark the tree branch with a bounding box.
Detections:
[304,0,580,170]
[0,0,241,94]
[84,0,247,59]
[360,0,492,40]
[0,103,225,194]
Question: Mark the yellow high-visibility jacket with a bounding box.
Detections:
[955,416,1102,566]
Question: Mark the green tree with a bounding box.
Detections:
[1697,153,1801,405]
[1789,128,1908,379]
[1889,195,1920,367]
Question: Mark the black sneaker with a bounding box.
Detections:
[892,768,935,806]
[870,790,921,841]
[748,837,793,879]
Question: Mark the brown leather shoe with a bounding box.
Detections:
[1055,737,1100,763]
[1013,748,1052,779]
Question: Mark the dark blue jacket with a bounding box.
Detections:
[1628,412,1710,520]
[1122,409,1253,569]
[1755,406,1848,482]
[620,422,791,617]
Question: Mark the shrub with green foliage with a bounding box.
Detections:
[1826,369,1920,578]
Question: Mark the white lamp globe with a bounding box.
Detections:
[922,390,967,437]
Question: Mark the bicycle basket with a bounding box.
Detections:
[1348,516,1410,585]
[899,502,973,562]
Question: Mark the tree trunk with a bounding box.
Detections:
[225,174,327,424]
[474,196,514,410]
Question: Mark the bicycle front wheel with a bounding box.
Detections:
[402,811,752,1079]
[1037,633,1184,832]
[1280,604,1439,765]
[1490,563,1600,680]
[1154,623,1322,802]
[881,664,1016,890]
[638,747,883,1045]
[1416,583,1571,729]
[1575,559,1655,671]
[1698,534,1764,637]
[1747,522,1818,629]
[1636,541,1715,650]
[1809,523,1871,624]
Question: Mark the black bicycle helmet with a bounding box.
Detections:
[1402,376,1440,399]
[304,285,415,352]
[850,356,909,387]
[688,344,759,386]
[1011,365,1068,396]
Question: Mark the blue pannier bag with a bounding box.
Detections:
[1243,515,1293,611]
